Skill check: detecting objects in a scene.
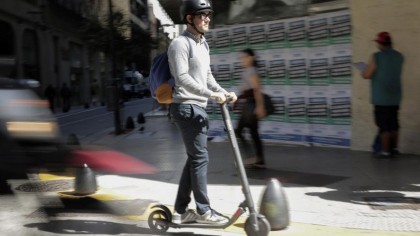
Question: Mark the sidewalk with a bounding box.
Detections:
[52,110,420,235]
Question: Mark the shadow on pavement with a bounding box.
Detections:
[26,196,155,218]
[244,168,349,186]
[25,220,219,235]
[304,153,420,208]
[25,220,153,235]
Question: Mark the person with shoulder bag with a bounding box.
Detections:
[235,48,267,169]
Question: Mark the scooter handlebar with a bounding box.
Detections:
[225,95,235,103]
[215,95,234,104]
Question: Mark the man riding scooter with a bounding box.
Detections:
[167,0,238,225]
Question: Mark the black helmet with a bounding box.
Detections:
[180,0,213,22]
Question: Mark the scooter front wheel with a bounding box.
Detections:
[148,209,170,233]
[244,215,271,236]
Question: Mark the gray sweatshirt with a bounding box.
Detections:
[168,30,227,108]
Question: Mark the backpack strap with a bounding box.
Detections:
[183,36,194,59]
[204,40,209,52]
[183,35,209,59]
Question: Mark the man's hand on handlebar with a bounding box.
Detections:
[210,92,226,104]
[225,92,237,103]
[210,91,237,104]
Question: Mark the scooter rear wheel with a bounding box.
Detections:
[148,209,170,233]
[244,216,271,236]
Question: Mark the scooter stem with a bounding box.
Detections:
[220,102,258,215]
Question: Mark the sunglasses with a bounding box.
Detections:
[194,12,212,20]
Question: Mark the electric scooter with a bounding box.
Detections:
[147,99,271,236]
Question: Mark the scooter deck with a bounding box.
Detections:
[156,219,230,229]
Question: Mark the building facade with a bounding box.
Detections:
[157,0,420,155]
[0,0,153,108]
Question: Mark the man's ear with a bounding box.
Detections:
[187,15,193,24]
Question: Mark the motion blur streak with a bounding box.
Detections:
[6,121,58,138]
[9,99,49,106]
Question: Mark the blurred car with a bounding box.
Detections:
[0,78,70,183]
[123,70,150,99]
[140,75,151,98]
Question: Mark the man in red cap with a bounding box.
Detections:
[362,32,404,158]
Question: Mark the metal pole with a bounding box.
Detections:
[108,0,122,135]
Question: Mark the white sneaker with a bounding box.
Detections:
[196,209,229,225]
[172,209,197,224]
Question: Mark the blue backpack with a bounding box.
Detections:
[149,36,208,104]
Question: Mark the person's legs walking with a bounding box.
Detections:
[237,105,257,164]
[380,131,391,153]
[374,106,390,156]
[390,106,400,155]
[391,130,399,154]
[374,105,400,157]
[249,118,264,165]
[235,113,248,147]
[47,98,54,112]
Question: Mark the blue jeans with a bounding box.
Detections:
[170,103,210,215]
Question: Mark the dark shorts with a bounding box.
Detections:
[374,105,399,133]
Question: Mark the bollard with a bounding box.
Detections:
[137,112,146,131]
[259,178,290,230]
[137,112,145,124]
[125,116,135,130]
[74,164,97,195]
[67,133,80,146]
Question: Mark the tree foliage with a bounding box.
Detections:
[125,25,152,72]
[80,10,151,74]
[80,11,129,54]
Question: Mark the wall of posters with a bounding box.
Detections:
[207,10,352,148]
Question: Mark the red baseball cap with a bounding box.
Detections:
[374,32,392,43]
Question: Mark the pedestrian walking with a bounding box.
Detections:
[235,48,266,169]
[362,32,404,158]
[168,0,237,225]
[90,79,99,107]
[44,84,56,113]
[60,82,71,112]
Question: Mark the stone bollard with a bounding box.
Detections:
[137,112,145,131]
[137,112,145,124]
[74,164,97,195]
[125,116,135,130]
[259,178,290,230]
[67,133,80,146]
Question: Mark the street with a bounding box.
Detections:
[56,98,157,143]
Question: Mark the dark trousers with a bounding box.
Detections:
[170,103,210,215]
[62,97,71,112]
[47,97,55,112]
[373,105,400,153]
[374,105,399,133]
[235,109,264,162]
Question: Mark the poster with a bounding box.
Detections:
[207,10,352,148]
